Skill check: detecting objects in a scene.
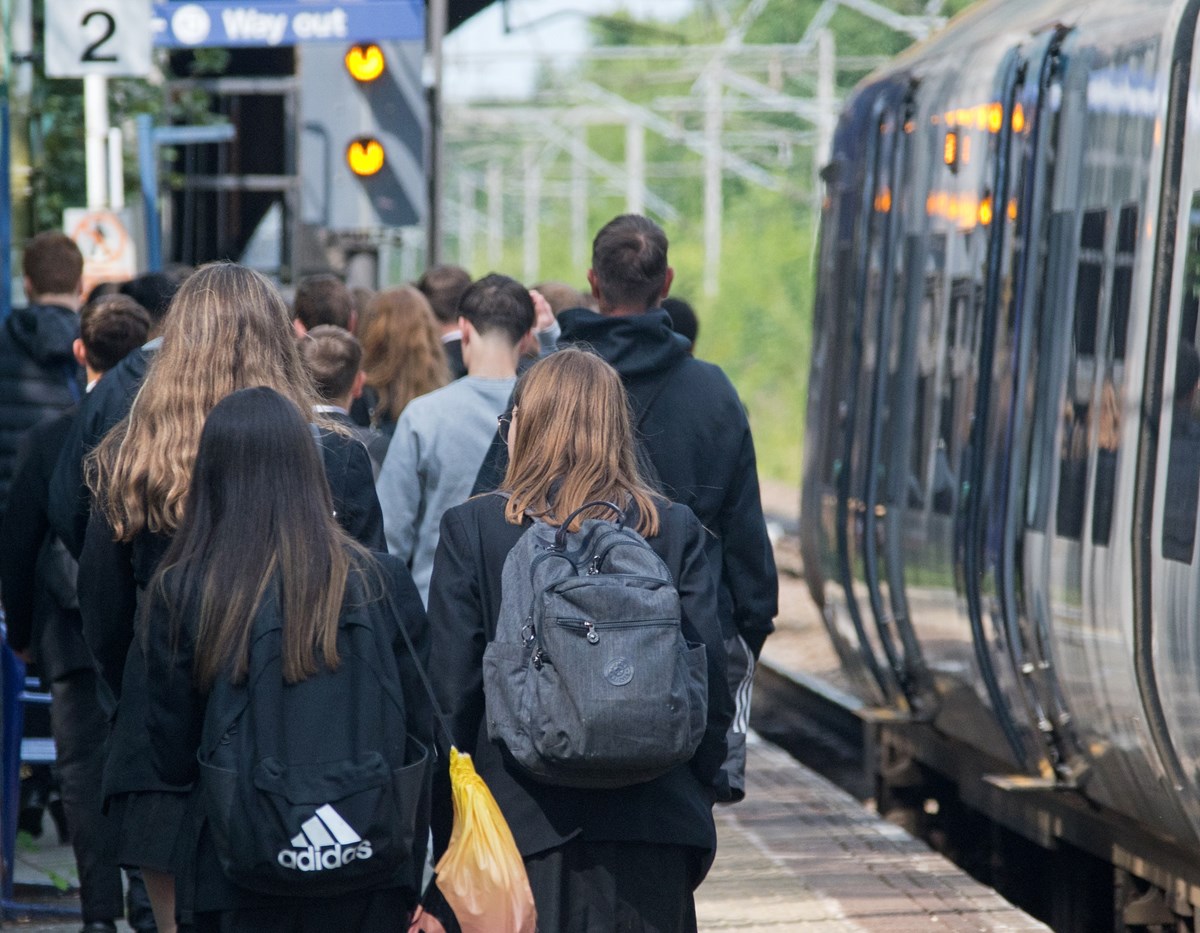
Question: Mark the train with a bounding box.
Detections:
[800,0,1200,927]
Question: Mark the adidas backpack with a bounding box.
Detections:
[197,581,430,898]
[483,499,708,789]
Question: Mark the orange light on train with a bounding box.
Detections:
[345,44,385,82]
[346,137,385,176]
[875,187,893,213]
[978,196,994,226]
[1012,103,1026,133]
[960,135,972,165]
[944,130,958,168]
[988,103,1004,133]
[1007,198,1018,221]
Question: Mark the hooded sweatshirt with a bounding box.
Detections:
[0,303,81,514]
[473,306,778,655]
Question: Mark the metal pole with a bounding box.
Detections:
[426,0,448,265]
[703,61,723,297]
[84,75,110,209]
[486,161,502,267]
[10,0,33,257]
[571,149,587,272]
[816,29,837,169]
[137,114,162,272]
[626,121,645,216]
[0,102,11,321]
[457,172,475,272]
[523,142,541,285]
[107,128,124,210]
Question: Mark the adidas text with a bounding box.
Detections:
[277,803,373,872]
[277,840,373,872]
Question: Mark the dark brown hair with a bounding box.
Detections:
[302,325,363,401]
[80,294,151,372]
[294,274,353,331]
[23,232,83,297]
[415,264,471,325]
[590,214,669,312]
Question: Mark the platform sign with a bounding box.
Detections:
[46,0,153,77]
[151,1,424,47]
[64,208,140,296]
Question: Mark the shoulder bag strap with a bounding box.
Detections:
[381,579,457,751]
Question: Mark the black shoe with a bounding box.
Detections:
[80,923,118,933]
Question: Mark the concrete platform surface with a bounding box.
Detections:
[694,733,1052,931]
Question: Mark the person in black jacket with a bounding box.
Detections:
[143,387,431,933]
[78,264,384,933]
[428,348,732,932]
[474,214,778,800]
[0,294,151,933]
[48,271,185,558]
[0,231,85,513]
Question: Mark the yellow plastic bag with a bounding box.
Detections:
[433,747,537,933]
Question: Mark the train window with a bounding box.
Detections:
[1055,208,1108,541]
[911,234,947,509]
[1162,193,1200,563]
[1026,211,1075,532]
[1091,204,1138,545]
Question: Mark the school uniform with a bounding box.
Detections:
[426,493,733,932]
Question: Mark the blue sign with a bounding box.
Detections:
[152,1,423,47]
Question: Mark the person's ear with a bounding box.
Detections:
[72,338,87,369]
[459,316,472,345]
[22,276,34,303]
[292,318,307,338]
[587,269,601,300]
[660,267,674,303]
[351,369,366,400]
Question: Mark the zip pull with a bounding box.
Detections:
[585,621,599,644]
[587,555,601,575]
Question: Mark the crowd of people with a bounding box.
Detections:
[0,214,777,933]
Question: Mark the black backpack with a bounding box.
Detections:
[483,500,708,788]
[197,580,430,898]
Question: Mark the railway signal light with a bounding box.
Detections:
[300,41,425,231]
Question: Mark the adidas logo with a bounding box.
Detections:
[277,804,374,872]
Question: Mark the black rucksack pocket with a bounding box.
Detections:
[201,743,429,897]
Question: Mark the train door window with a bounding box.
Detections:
[1026,211,1076,532]
[933,275,974,514]
[912,234,947,508]
[1162,193,1200,563]
[1055,208,1107,540]
[1091,204,1137,545]
[821,242,855,488]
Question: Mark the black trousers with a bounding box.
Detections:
[524,839,703,933]
[190,888,409,933]
[50,669,124,923]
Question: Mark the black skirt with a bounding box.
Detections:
[523,839,704,933]
[108,789,191,872]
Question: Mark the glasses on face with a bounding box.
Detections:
[497,411,514,444]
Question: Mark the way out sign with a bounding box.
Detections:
[46,0,153,78]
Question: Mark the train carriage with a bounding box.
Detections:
[801,0,1200,921]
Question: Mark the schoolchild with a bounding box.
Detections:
[143,387,431,933]
[427,348,733,933]
[78,263,384,933]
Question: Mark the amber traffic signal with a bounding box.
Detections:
[345,44,385,82]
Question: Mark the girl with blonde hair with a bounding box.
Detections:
[78,263,384,932]
[357,286,449,444]
[426,348,733,932]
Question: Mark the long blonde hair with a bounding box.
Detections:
[361,285,449,424]
[502,348,661,537]
[89,263,324,540]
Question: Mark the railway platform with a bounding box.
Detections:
[694,731,1051,932]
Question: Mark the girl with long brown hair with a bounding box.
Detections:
[78,263,384,932]
[357,286,449,445]
[426,348,733,932]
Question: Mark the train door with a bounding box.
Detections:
[1138,0,1200,841]
[979,28,1087,780]
[830,85,909,707]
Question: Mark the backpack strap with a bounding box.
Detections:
[381,579,456,752]
[552,500,625,550]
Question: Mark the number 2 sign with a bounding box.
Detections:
[46,0,153,78]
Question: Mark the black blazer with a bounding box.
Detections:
[145,552,432,913]
[78,429,385,801]
[0,409,95,683]
[426,493,733,865]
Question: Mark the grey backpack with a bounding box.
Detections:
[482,499,708,789]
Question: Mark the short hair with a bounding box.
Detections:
[459,274,536,345]
[80,294,152,372]
[119,273,180,326]
[301,325,363,401]
[23,232,83,297]
[590,214,669,312]
[415,264,471,325]
[532,281,588,315]
[293,274,353,331]
[661,297,699,347]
